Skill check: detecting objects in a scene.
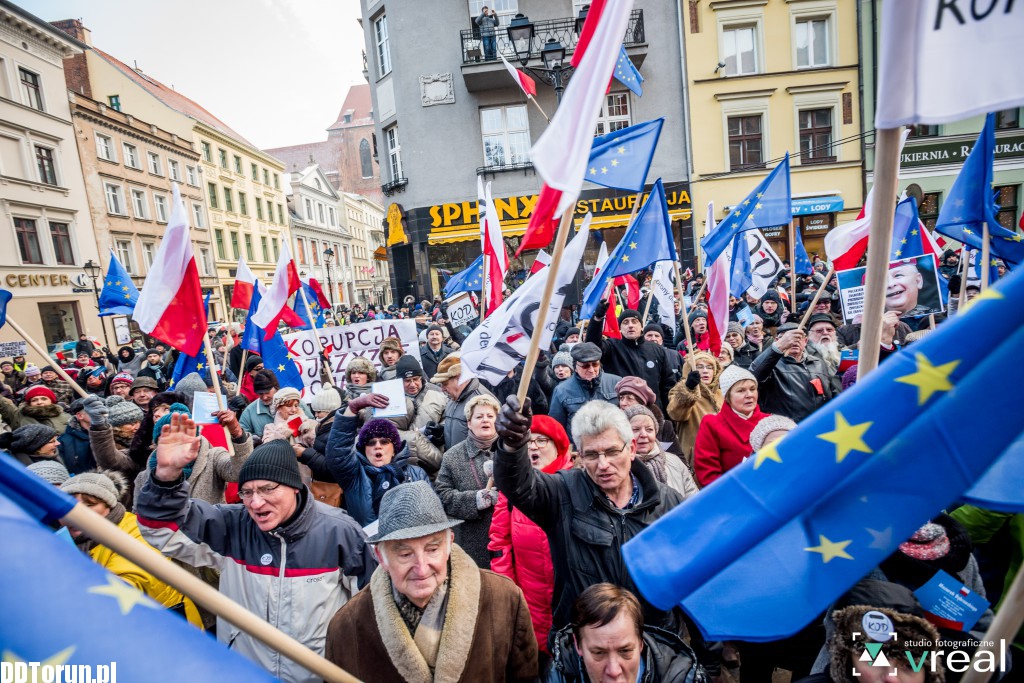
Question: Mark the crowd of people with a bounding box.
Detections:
[3,249,1019,683]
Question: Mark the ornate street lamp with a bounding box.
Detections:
[322,247,335,311]
[575,4,590,34]
[82,259,112,349]
[507,13,535,66]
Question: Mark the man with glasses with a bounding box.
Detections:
[137,413,376,683]
[548,342,621,432]
[493,397,685,645]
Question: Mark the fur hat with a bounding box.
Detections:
[429,354,461,383]
[28,459,70,485]
[105,396,144,427]
[718,364,756,399]
[380,337,403,355]
[252,369,280,394]
[61,470,127,509]
[270,387,302,413]
[356,418,404,453]
[23,385,56,404]
[748,414,797,451]
[345,357,377,383]
[615,376,656,406]
[310,388,342,413]
[238,439,303,491]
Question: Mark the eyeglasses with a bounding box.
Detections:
[527,436,551,448]
[579,444,628,462]
[239,483,282,500]
[365,437,392,447]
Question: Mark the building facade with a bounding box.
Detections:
[359,0,694,302]
[858,0,1023,237]
[343,191,389,307]
[0,4,104,353]
[684,0,865,262]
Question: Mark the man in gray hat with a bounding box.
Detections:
[326,481,538,682]
[548,342,621,432]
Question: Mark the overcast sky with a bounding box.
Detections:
[22,0,367,150]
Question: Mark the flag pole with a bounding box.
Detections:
[527,95,551,123]
[858,127,904,380]
[958,247,970,312]
[481,254,489,321]
[797,266,836,329]
[61,501,359,683]
[298,286,333,387]
[981,223,991,290]
[640,284,656,326]
[789,224,798,314]
[517,210,575,406]
[5,316,88,399]
[961,562,1024,683]
[673,261,694,353]
[200,335,236,456]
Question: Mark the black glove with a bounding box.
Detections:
[423,421,445,448]
[685,370,701,391]
[497,394,532,452]
[594,299,610,318]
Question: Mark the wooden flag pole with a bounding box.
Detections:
[239,349,249,384]
[958,246,971,312]
[640,284,656,326]
[61,502,360,683]
[673,261,694,353]
[797,266,836,329]
[789,224,798,314]
[298,287,332,387]
[858,127,903,380]
[981,222,991,290]
[517,210,575,406]
[527,95,551,123]
[961,561,1024,683]
[6,316,88,399]
[200,336,235,455]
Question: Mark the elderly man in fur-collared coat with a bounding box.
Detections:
[326,481,539,682]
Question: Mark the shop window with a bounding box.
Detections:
[919,192,941,231]
[39,301,82,347]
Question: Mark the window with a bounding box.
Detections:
[215,229,226,259]
[192,203,205,228]
[108,95,121,111]
[96,134,116,162]
[994,185,1020,230]
[245,234,254,261]
[277,204,284,224]
[261,236,270,262]
[142,241,156,269]
[104,183,126,215]
[799,108,835,164]
[199,248,212,276]
[273,173,280,190]
[305,198,314,220]
[312,241,320,265]
[595,94,631,135]
[256,197,264,220]
[123,143,140,169]
[218,148,228,168]
[263,168,270,185]
[116,239,133,273]
[908,124,939,138]
[385,126,403,180]
[238,192,248,216]
[318,203,326,224]
[168,159,181,181]
[19,68,43,110]
[15,218,42,264]
[374,14,392,78]
[50,222,73,265]
[186,165,198,185]
[147,151,162,175]
[223,188,234,213]
[131,189,148,219]
[251,163,259,181]
[272,238,280,260]
[296,238,307,264]
[154,194,169,222]
[230,232,240,259]
[201,141,212,162]
[795,17,830,68]
[360,139,373,178]
[208,182,219,209]
[919,192,941,230]
[233,155,242,174]
[35,146,56,185]
[727,115,764,169]
[722,25,758,76]
[481,105,530,168]
[329,207,337,226]
[996,108,1021,130]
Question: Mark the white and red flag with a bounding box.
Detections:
[498,53,537,97]
[530,250,551,274]
[231,256,256,309]
[478,177,509,315]
[133,184,207,356]
[705,203,729,357]
[251,242,301,339]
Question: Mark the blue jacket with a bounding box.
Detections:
[548,371,621,431]
[58,422,94,475]
[325,414,430,526]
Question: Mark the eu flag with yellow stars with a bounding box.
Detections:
[443,254,484,298]
[240,284,303,392]
[292,280,326,330]
[0,458,278,682]
[97,249,140,317]
[169,292,212,388]
[613,45,643,96]
[623,266,1024,641]
[580,179,675,319]
[701,155,792,263]
[890,196,926,260]
[586,118,664,193]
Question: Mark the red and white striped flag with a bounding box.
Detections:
[705,203,728,357]
[251,242,301,339]
[530,250,551,274]
[231,256,256,309]
[478,177,509,314]
[498,53,537,97]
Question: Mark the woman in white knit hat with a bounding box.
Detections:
[692,364,770,487]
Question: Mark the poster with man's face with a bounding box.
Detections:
[836,254,944,324]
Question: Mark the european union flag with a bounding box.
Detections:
[241,283,303,391]
[97,249,140,317]
[169,293,212,388]
[702,155,792,263]
[292,281,326,330]
[0,458,278,681]
[624,267,1024,641]
[0,288,11,328]
[793,227,813,276]
[729,236,753,299]
[581,179,676,319]
[890,197,927,260]
[443,255,484,298]
[613,45,643,96]
[585,118,664,193]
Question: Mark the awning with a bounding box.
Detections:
[427,209,693,244]
[792,195,844,216]
[373,246,388,260]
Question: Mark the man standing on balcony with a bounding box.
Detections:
[476,6,499,61]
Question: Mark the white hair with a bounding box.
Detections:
[571,400,633,448]
[375,529,453,565]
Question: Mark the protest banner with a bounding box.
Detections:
[112,317,131,345]
[720,229,784,300]
[282,319,421,398]
[0,340,27,358]
[837,254,944,324]
[445,292,478,328]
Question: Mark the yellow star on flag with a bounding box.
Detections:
[622,255,630,263]
[817,412,872,463]
[3,646,75,669]
[755,203,763,210]
[610,159,619,167]
[115,280,121,285]
[277,364,286,372]
[752,440,782,469]
[911,229,919,236]
[756,192,764,199]
[805,535,853,563]
[901,238,907,245]
[590,167,597,175]
[617,146,626,154]
[196,362,204,371]
[991,258,1000,266]
[964,227,974,235]
[89,575,158,615]
[895,353,959,405]
[894,250,903,257]
[629,241,638,249]
[743,199,750,206]
[1007,233,1023,242]
[600,167,608,174]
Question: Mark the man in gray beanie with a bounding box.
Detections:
[136,412,376,683]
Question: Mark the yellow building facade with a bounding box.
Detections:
[684,0,864,263]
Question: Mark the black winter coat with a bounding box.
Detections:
[585,320,674,408]
[547,624,704,683]
[749,345,836,422]
[297,410,338,483]
[485,366,549,415]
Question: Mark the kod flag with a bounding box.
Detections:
[876,0,1024,127]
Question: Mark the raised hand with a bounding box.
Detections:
[154,412,201,482]
[497,394,532,452]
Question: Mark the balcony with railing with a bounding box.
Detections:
[460,9,646,92]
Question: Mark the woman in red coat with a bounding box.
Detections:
[488,414,571,658]
[693,364,769,487]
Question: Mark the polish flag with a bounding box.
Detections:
[499,53,537,97]
[516,0,634,255]
[615,274,640,309]
[595,242,621,339]
[251,242,301,339]
[530,250,551,274]
[479,177,509,314]
[705,203,728,357]
[231,257,256,309]
[133,184,207,356]
[307,278,331,309]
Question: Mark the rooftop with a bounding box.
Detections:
[327,84,373,130]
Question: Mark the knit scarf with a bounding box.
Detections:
[359,453,405,513]
[637,446,668,485]
[466,431,497,453]
[393,575,450,673]
[75,502,125,553]
[144,363,166,385]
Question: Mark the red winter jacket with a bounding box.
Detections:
[488,455,571,654]
[693,403,768,486]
